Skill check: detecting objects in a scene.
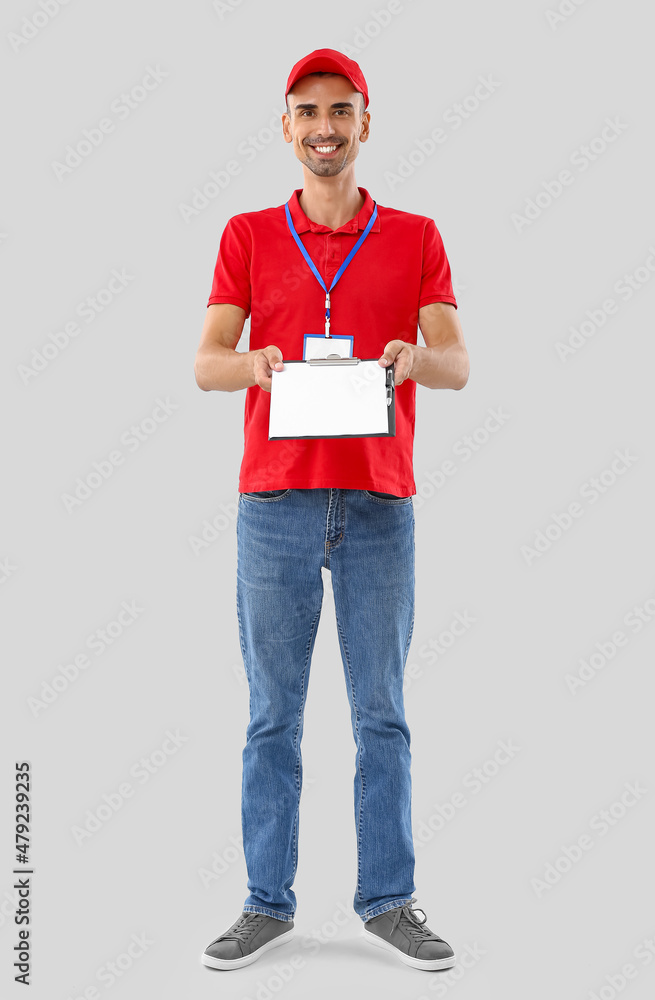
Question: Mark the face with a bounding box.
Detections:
[282,73,370,177]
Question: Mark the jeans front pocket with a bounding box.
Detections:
[240,490,292,502]
[364,490,413,504]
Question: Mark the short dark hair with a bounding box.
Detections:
[286,72,366,116]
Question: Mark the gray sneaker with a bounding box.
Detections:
[201,910,295,970]
[362,897,456,971]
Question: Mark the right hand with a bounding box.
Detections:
[252,346,284,392]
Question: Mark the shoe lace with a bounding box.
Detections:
[390,897,443,942]
[222,912,266,943]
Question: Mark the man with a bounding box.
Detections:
[196,49,469,973]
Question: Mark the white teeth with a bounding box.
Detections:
[313,145,338,153]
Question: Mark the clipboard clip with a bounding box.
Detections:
[307,355,360,366]
[385,364,394,405]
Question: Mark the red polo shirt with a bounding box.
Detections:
[206,186,457,496]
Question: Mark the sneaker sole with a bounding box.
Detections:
[201,926,295,970]
[361,926,456,971]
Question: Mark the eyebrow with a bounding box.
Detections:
[293,102,355,111]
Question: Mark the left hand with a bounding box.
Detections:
[378,340,415,386]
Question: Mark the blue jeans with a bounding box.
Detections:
[236,488,417,923]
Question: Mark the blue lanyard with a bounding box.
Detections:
[284,199,378,338]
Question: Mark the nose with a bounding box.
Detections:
[313,112,336,138]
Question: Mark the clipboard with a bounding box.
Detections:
[269,357,396,440]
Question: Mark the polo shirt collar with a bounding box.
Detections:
[287,186,380,235]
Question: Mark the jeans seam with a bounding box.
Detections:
[324,490,334,567]
[336,616,366,900]
[291,603,322,881]
[403,603,415,663]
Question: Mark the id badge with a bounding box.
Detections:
[303,334,354,360]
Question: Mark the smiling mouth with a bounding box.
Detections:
[308,143,342,156]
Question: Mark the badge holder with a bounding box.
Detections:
[303,333,354,360]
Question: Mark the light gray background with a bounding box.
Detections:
[3,1,654,998]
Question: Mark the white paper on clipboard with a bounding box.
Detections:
[269,359,394,439]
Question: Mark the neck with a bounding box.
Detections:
[298,170,365,230]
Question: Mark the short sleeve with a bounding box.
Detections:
[207,216,252,317]
[419,219,457,310]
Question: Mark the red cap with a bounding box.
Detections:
[285,48,369,110]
